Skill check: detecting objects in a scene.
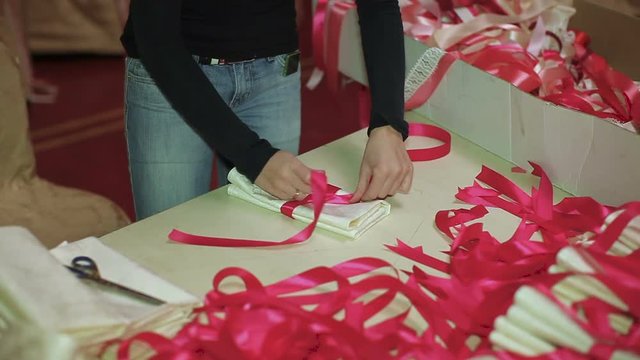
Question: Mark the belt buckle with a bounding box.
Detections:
[214,57,254,65]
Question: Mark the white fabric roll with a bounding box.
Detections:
[227,168,391,239]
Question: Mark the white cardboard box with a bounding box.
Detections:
[333,0,640,206]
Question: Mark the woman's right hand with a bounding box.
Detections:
[255,151,312,201]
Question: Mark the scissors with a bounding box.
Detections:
[65,256,165,305]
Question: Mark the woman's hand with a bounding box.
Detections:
[255,151,312,201]
[350,125,412,202]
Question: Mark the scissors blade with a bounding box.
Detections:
[91,277,166,305]
[66,266,165,305]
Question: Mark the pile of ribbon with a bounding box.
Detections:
[312,0,640,131]
[401,0,640,129]
[387,162,640,358]
[118,163,640,359]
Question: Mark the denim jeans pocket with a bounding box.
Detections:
[126,58,156,85]
[274,53,288,67]
[125,58,173,110]
[275,52,300,77]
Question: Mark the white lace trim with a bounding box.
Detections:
[404,47,446,102]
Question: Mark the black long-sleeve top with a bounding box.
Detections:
[121,0,407,182]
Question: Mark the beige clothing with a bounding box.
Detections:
[25,0,123,54]
[0,15,129,248]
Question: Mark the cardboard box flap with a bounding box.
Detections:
[570,0,640,80]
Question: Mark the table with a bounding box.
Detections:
[101,112,570,298]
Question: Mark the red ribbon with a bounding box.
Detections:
[169,170,329,248]
[459,44,542,93]
[310,0,356,93]
[406,123,451,161]
[311,0,329,73]
[168,123,452,248]
[119,163,640,359]
[117,257,458,359]
[325,1,354,92]
[388,163,640,357]
[280,183,348,219]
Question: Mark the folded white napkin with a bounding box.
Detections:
[226,168,391,239]
[0,227,199,359]
[489,247,637,359]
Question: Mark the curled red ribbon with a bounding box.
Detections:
[117,257,458,359]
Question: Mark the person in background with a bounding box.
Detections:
[122,0,412,220]
[113,0,129,27]
[0,0,130,248]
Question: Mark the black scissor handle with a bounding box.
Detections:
[64,256,165,305]
[70,256,101,278]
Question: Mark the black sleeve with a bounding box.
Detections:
[355,0,409,140]
[129,0,278,182]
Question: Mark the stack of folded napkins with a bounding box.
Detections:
[227,168,391,239]
[603,209,640,256]
[0,227,200,360]
[489,247,637,359]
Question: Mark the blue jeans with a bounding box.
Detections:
[124,54,301,220]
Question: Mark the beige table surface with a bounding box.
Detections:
[101,112,570,298]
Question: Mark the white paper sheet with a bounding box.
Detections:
[0,227,200,359]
